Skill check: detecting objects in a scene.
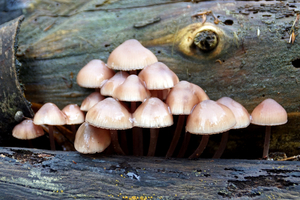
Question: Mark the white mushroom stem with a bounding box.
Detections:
[263,126,271,159]
[166,115,186,158]
[110,130,125,155]
[177,132,191,158]
[147,128,159,156]
[212,131,229,159]
[48,125,56,150]
[188,135,210,159]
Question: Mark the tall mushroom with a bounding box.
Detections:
[33,103,67,150]
[186,100,236,159]
[213,97,250,158]
[251,98,287,159]
[106,39,158,156]
[165,81,202,158]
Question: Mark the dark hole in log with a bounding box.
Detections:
[224,19,233,25]
[292,59,300,68]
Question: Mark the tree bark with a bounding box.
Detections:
[0,147,299,199]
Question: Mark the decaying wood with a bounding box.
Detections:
[0,1,300,156]
[0,16,33,143]
[15,0,300,112]
[0,147,299,199]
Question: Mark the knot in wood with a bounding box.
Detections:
[194,30,218,51]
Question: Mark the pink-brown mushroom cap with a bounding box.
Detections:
[74,122,111,154]
[101,71,129,97]
[77,59,115,88]
[33,103,66,125]
[80,92,105,111]
[62,104,85,125]
[107,39,158,70]
[13,119,44,140]
[251,98,287,126]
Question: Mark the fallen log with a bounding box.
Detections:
[1,0,300,157]
[0,147,299,199]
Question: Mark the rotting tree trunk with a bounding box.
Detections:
[0,16,34,145]
[1,1,300,157]
[0,147,299,199]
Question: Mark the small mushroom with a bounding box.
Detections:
[74,122,111,154]
[80,92,105,112]
[33,102,67,150]
[76,59,115,89]
[12,119,44,140]
[62,104,85,135]
[251,98,287,159]
[86,98,133,155]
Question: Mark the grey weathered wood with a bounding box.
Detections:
[0,147,299,199]
[16,0,300,113]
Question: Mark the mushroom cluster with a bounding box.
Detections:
[12,39,288,159]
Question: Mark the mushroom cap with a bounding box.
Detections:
[251,98,287,126]
[138,62,179,90]
[86,98,133,130]
[113,74,151,102]
[12,119,44,140]
[166,81,200,115]
[133,97,173,128]
[101,71,129,97]
[77,59,115,88]
[62,104,85,125]
[107,39,158,70]
[74,122,111,154]
[186,100,236,135]
[33,103,66,125]
[217,97,250,129]
[190,83,210,102]
[80,92,105,111]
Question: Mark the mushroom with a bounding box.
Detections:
[86,98,133,155]
[165,81,202,158]
[106,39,157,155]
[186,100,236,159]
[74,122,111,154]
[12,119,44,140]
[133,97,173,156]
[250,98,287,159]
[177,83,209,158]
[213,97,250,159]
[107,39,158,71]
[33,102,67,150]
[112,74,151,155]
[62,104,85,135]
[76,59,115,90]
[138,62,179,99]
[101,71,129,97]
[80,92,105,112]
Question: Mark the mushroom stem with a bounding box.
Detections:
[263,126,271,159]
[166,115,185,158]
[48,125,56,150]
[212,131,229,159]
[147,128,159,156]
[110,130,125,155]
[188,135,209,159]
[120,130,129,155]
[177,132,191,158]
[131,101,143,156]
[71,125,77,135]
